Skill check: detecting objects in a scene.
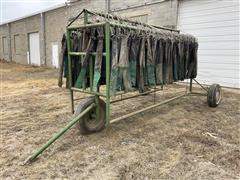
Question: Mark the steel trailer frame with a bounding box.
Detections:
[25,9,209,163]
[66,10,205,125]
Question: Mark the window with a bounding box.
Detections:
[14,34,21,54]
[2,36,8,54]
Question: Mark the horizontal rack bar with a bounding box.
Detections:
[67,22,106,30]
[85,9,179,33]
[187,92,207,96]
[69,52,106,56]
[110,93,186,124]
[71,87,106,97]
[109,22,177,35]
[110,88,163,104]
[68,21,179,35]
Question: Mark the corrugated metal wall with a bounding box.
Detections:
[178,0,240,88]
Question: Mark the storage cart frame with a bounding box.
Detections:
[66,9,204,125]
[25,9,221,163]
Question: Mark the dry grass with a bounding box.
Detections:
[1,61,240,179]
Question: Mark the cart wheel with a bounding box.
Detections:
[74,97,106,134]
[207,84,221,107]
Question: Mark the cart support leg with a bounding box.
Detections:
[95,96,100,120]
[25,103,95,163]
[110,94,186,123]
[70,91,74,114]
[189,78,193,93]
[105,22,111,125]
[66,29,74,114]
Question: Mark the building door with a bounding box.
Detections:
[178,0,240,88]
[29,32,40,66]
[52,44,59,68]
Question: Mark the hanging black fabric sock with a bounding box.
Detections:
[147,36,156,86]
[163,38,170,84]
[138,36,146,93]
[178,40,184,81]
[118,32,132,92]
[75,28,96,89]
[110,28,120,95]
[155,38,164,85]
[93,27,104,92]
[129,35,140,87]
[191,39,198,78]
[172,39,179,81]
[168,39,174,84]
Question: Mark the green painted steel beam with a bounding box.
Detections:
[110,94,186,124]
[71,87,106,97]
[109,22,177,35]
[67,22,106,30]
[187,92,207,96]
[66,29,74,114]
[105,22,111,125]
[110,88,163,104]
[26,103,95,163]
[84,9,88,24]
[189,79,193,93]
[89,56,93,91]
[84,9,179,32]
[69,52,106,56]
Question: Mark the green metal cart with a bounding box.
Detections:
[25,9,221,163]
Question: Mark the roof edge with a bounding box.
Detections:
[0,2,67,26]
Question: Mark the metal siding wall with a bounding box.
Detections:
[178,0,240,88]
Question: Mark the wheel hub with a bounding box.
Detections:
[215,90,221,105]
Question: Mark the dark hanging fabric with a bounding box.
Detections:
[138,36,146,93]
[191,40,198,78]
[72,32,81,85]
[129,35,140,87]
[183,40,190,79]
[155,38,164,85]
[110,28,120,95]
[82,28,90,51]
[168,39,174,84]
[186,40,193,79]
[58,34,67,88]
[172,39,179,81]
[118,33,132,92]
[93,27,104,92]
[178,40,185,81]
[75,28,96,89]
[163,38,170,84]
[147,36,156,86]
[62,24,199,95]
[187,38,198,79]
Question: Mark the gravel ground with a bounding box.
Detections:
[1,61,240,179]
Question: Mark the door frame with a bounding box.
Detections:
[28,31,40,65]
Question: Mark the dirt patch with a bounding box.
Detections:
[1,61,240,179]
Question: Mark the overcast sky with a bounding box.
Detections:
[0,0,66,24]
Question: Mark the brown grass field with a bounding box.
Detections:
[1,61,240,179]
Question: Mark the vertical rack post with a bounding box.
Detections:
[189,78,193,93]
[66,29,74,114]
[105,22,111,125]
[89,56,93,91]
[84,9,88,24]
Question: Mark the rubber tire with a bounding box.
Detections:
[207,84,221,108]
[74,97,106,134]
